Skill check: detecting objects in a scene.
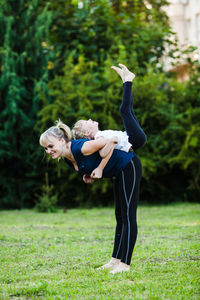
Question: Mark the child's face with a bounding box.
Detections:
[81,119,99,138]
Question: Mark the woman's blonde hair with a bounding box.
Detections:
[72,120,88,139]
[39,119,72,146]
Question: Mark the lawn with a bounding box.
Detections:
[0,203,199,299]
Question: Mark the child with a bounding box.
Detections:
[72,120,133,153]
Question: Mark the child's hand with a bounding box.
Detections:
[91,167,103,179]
[83,174,95,184]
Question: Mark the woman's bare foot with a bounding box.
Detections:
[97,257,121,270]
[110,262,130,274]
[111,64,135,83]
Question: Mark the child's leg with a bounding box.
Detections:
[122,83,139,123]
[120,82,147,150]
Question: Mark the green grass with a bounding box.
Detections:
[0,203,199,299]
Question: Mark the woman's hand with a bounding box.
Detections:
[112,136,118,144]
[91,167,103,179]
[83,174,95,184]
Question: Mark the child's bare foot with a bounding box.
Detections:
[111,64,135,83]
[110,262,130,274]
[111,65,125,82]
[97,258,120,270]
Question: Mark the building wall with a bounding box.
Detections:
[163,0,200,79]
[165,0,200,48]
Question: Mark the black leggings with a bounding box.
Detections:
[112,82,146,265]
[120,82,146,149]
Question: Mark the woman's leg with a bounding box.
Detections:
[97,177,121,270]
[112,176,123,259]
[111,155,142,274]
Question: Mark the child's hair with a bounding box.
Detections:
[39,119,72,146]
[72,120,88,139]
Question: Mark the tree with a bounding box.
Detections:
[38,0,188,206]
[0,0,53,207]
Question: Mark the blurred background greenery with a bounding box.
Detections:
[0,0,199,209]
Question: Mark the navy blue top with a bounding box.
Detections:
[66,139,134,178]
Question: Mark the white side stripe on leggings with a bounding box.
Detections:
[116,224,124,258]
[122,160,136,263]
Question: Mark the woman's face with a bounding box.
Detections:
[81,119,99,137]
[43,136,65,159]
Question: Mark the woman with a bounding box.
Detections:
[40,64,146,274]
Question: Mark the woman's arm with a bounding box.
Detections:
[90,144,115,179]
[99,136,118,157]
[81,137,117,181]
[83,174,95,184]
[81,137,117,156]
